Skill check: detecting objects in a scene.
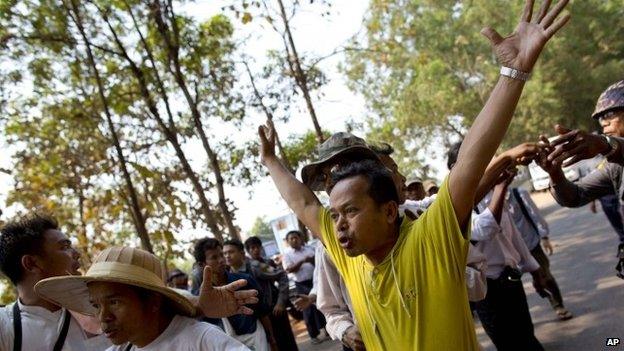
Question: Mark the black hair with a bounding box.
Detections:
[193,238,222,264]
[0,213,59,284]
[369,142,394,156]
[285,230,303,240]
[329,159,399,205]
[447,140,463,170]
[223,239,244,252]
[244,236,263,252]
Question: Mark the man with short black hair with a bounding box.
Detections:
[0,212,110,350]
[243,236,299,351]
[282,230,328,344]
[259,1,571,347]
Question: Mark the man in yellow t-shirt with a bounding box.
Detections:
[319,161,476,350]
[258,1,570,348]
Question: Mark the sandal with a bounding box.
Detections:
[555,307,573,321]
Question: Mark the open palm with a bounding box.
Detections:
[197,265,259,318]
[482,0,570,72]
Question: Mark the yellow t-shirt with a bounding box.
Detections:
[319,177,479,350]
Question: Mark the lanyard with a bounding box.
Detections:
[12,302,71,351]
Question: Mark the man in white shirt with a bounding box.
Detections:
[0,212,259,351]
[0,213,110,350]
[34,246,250,351]
[282,230,328,344]
[472,171,543,350]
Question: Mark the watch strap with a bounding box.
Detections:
[500,66,531,81]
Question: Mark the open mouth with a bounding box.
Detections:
[338,236,353,249]
[104,328,118,338]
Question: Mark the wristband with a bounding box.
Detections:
[500,66,530,81]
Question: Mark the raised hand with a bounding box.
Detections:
[547,124,610,167]
[481,0,571,72]
[258,120,277,165]
[197,265,259,318]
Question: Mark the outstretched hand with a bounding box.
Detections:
[503,142,542,166]
[481,0,570,72]
[547,124,610,167]
[259,120,277,165]
[197,265,259,318]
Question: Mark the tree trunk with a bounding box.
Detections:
[276,0,324,144]
[99,8,225,241]
[150,0,239,240]
[65,0,154,253]
[75,184,91,265]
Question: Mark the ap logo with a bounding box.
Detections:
[606,338,620,347]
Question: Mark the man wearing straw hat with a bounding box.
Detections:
[35,246,250,350]
[0,212,258,350]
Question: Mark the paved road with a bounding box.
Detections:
[296,191,624,351]
[477,191,624,351]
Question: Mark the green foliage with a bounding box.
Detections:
[344,0,624,173]
[249,216,273,240]
[0,276,16,306]
[0,0,250,256]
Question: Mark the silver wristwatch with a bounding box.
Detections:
[500,66,531,81]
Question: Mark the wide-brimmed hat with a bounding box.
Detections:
[592,80,624,119]
[34,246,195,317]
[301,132,380,191]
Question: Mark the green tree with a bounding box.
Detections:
[249,216,273,241]
[344,0,624,172]
[0,0,252,251]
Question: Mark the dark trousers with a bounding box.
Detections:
[599,194,624,244]
[530,244,565,309]
[269,310,299,351]
[295,279,326,338]
[475,276,544,351]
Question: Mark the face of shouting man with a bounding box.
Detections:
[328,162,400,264]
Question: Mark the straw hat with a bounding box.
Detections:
[34,246,195,317]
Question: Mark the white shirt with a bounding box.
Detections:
[473,194,540,279]
[0,300,110,351]
[401,195,437,217]
[282,245,316,282]
[107,315,249,351]
[315,244,355,341]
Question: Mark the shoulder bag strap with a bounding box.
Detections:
[512,188,540,235]
[52,308,71,351]
[12,302,22,351]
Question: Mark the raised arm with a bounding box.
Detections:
[259,121,323,238]
[450,0,570,228]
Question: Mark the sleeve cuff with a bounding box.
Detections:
[329,320,355,341]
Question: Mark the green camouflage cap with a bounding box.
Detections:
[301,132,380,191]
[592,80,624,119]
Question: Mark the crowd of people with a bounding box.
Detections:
[0,0,623,350]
